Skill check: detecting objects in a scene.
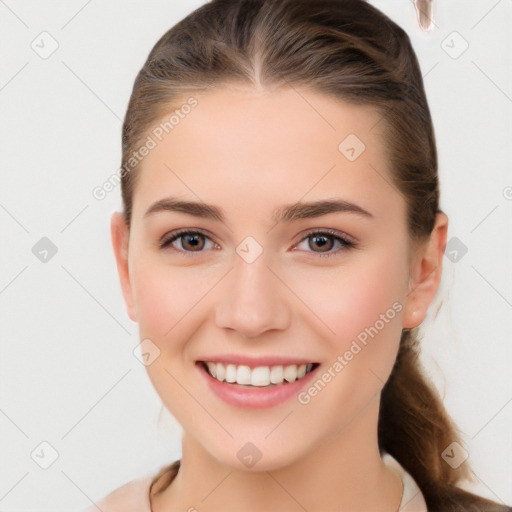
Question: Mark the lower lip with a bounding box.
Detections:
[196,362,320,409]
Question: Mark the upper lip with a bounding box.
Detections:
[196,354,319,369]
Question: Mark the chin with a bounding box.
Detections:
[202,437,309,474]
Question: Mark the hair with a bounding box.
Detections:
[119,1,511,510]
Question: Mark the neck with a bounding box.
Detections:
[152,395,402,512]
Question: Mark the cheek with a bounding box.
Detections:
[288,250,407,431]
[131,261,196,342]
[133,271,173,338]
[300,247,407,360]
[130,261,203,417]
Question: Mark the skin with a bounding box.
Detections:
[111,84,448,512]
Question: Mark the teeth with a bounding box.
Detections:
[251,366,270,386]
[270,365,283,384]
[203,361,315,386]
[236,365,252,385]
[283,364,297,383]
[215,362,226,381]
[206,362,216,378]
[225,364,237,383]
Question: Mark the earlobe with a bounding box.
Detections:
[110,212,137,322]
[402,212,448,329]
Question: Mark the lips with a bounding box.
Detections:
[196,359,321,408]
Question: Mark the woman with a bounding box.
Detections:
[86,0,512,510]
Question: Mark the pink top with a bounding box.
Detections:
[79,453,428,512]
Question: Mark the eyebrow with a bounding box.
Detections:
[143,196,373,223]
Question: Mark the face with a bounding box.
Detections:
[111,84,444,472]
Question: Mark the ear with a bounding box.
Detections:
[402,212,448,329]
[110,212,137,322]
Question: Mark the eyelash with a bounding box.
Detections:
[158,228,356,259]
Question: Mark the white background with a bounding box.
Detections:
[0,1,511,510]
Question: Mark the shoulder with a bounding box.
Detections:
[79,474,153,512]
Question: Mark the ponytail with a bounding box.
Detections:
[379,329,511,511]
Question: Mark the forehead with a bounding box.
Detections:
[131,85,405,226]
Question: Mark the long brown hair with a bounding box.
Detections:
[119,1,511,510]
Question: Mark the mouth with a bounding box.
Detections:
[197,361,321,389]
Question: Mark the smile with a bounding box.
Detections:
[198,361,320,388]
[196,359,321,409]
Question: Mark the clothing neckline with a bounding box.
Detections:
[382,453,428,511]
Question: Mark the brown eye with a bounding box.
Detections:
[159,230,216,255]
[180,233,205,251]
[308,234,334,252]
[295,230,355,258]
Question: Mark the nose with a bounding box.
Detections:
[215,250,291,339]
